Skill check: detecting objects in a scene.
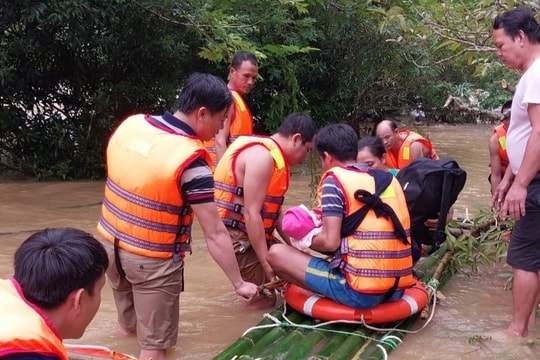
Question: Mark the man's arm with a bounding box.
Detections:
[502,103,540,220]
[310,215,342,252]
[214,112,233,162]
[409,141,430,160]
[488,133,504,195]
[310,176,343,252]
[181,157,257,299]
[238,146,276,282]
[191,201,257,300]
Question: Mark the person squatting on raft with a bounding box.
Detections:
[213,112,317,309]
[268,124,414,310]
[0,228,109,360]
[375,119,439,169]
[492,7,540,338]
[97,73,258,360]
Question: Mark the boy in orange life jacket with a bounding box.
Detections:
[0,228,109,360]
[268,124,413,309]
[213,112,317,309]
[204,51,258,170]
[489,100,512,194]
[375,119,439,169]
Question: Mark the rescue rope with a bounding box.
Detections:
[241,281,438,356]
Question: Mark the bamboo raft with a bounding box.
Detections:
[213,244,454,360]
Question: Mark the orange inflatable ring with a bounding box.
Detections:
[284,278,428,324]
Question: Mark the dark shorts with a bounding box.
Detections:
[507,175,540,271]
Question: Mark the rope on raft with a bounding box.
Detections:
[241,281,439,356]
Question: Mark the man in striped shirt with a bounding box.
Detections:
[98,73,258,360]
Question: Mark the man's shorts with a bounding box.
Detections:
[101,240,184,350]
[305,256,404,309]
[228,227,278,286]
[507,175,540,271]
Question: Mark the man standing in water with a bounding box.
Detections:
[97,73,257,360]
[213,112,317,309]
[492,8,540,338]
[204,51,259,170]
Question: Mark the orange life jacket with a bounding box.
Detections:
[0,278,68,360]
[203,90,253,170]
[97,114,211,259]
[319,166,414,294]
[214,136,289,239]
[386,130,439,169]
[493,123,509,173]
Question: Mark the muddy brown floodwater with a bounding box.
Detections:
[1,124,539,359]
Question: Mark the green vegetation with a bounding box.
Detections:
[444,208,511,276]
[1,1,538,179]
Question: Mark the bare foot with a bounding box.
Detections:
[483,329,532,343]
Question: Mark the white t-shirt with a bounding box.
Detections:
[507,57,540,174]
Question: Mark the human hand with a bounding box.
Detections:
[501,183,527,221]
[424,218,439,230]
[234,281,258,302]
[491,177,511,210]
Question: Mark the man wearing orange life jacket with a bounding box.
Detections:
[376,119,439,169]
[0,228,108,360]
[268,124,413,309]
[214,112,317,309]
[204,51,258,170]
[97,73,257,360]
[489,100,512,194]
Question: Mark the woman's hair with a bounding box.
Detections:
[357,136,386,159]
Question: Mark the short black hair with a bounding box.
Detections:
[276,112,317,144]
[175,72,233,114]
[501,100,512,112]
[231,51,258,68]
[493,8,540,43]
[14,228,109,310]
[315,123,358,162]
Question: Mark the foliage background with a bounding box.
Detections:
[1,0,539,179]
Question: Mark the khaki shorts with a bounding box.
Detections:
[101,240,184,350]
[228,227,279,286]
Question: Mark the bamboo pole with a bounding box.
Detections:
[420,250,452,319]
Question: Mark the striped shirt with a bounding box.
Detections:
[321,164,369,218]
[148,112,214,205]
[320,176,345,218]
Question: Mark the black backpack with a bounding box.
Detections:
[396,157,467,255]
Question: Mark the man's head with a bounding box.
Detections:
[274,112,317,166]
[492,8,540,71]
[228,51,258,95]
[315,124,358,171]
[375,119,399,151]
[14,227,109,339]
[501,99,512,127]
[175,72,233,141]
